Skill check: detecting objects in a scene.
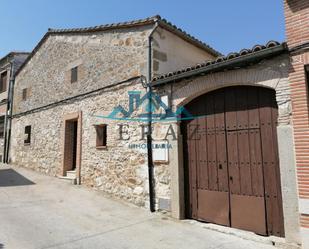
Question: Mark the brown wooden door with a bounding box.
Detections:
[183,86,284,237]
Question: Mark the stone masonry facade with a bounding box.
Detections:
[6,0,309,248]
[11,26,158,208]
[11,80,153,206]
[9,9,309,248]
[14,27,152,114]
[10,21,215,210]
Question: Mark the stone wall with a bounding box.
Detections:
[11,21,218,211]
[11,79,173,207]
[14,26,153,114]
[11,25,157,207]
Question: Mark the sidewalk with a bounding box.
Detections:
[0,165,276,249]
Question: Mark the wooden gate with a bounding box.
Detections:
[182,86,284,237]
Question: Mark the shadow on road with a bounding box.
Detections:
[0,168,34,187]
[0,243,4,248]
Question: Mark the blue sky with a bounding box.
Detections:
[0,0,285,58]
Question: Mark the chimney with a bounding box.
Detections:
[284,0,309,49]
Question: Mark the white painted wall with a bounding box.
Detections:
[152,26,217,77]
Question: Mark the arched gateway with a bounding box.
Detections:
[182,85,285,237]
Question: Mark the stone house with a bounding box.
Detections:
[0,52,29,163]
[8,0,309,248]
[10,16,219,208]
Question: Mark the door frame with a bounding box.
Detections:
[165,62,301,243]
[181,86,275,235]
[61,111,82,184]
[168,83,300,242]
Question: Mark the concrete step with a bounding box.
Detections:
[57,170,77,185]
[66,170,76,179]
[57,175,77,185]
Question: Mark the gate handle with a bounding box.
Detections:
[229,176,233,182]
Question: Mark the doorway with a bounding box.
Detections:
[63,119,78,174]
[182,86,284,237]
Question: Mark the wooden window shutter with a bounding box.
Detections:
[0,72,7,93]
[95,124,107,148]
[71,66,78,83]
[22,88,27,101]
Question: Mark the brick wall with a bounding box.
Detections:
[285,0,309,48]
[284,0,309,229]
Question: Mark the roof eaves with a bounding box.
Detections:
[151,41,287,86]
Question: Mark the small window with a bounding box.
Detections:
[0,116,4,138]
[22,88,27,101]
[24,125,31,144]
[0,71,7,93]
[95,124,107,148]
[71,66,78,83]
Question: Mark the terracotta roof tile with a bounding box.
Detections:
[152,41,286,84]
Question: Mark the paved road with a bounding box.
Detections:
[0,165,276,249]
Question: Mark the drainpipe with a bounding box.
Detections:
[3,61,14,163]
[146,20,159,212]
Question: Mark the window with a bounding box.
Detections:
[0,71,7,93]
[22,88,27,101]
[71,66,78,83]
[0,116,4,138]
[24,125,31,144]
[95,124,107,148]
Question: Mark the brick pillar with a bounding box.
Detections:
[285,0,309,48]
[284,0,309,232]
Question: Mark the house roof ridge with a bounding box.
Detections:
[15,15,221,77]
[46,15,221,56]
[47,15,162,33]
